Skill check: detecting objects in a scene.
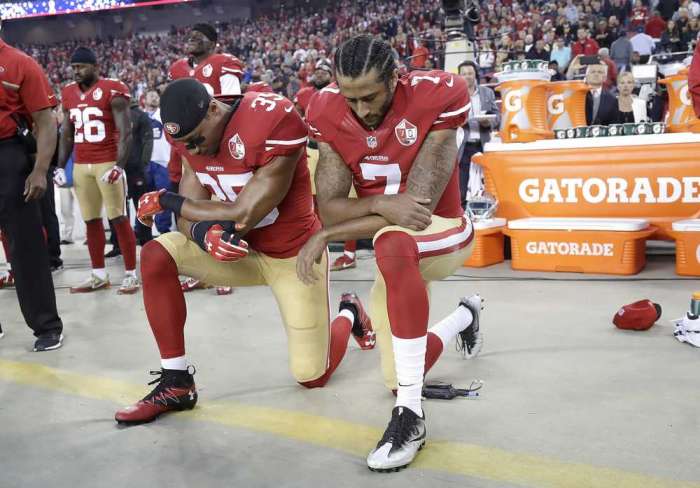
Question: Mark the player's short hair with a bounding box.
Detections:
[334,34,397,84]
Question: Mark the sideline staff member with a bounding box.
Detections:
[0,26,65,351]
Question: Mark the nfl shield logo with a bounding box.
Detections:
[228,134,245,160]
[367,136,377,149]
[395,119,418,146]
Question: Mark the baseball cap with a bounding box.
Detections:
[613,299,662,331]
[160,78,211,139]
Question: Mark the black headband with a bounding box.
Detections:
[71,47,97,65]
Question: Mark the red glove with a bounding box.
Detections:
[100,165,125,184]
[137,189,166,226]
[204,224,249,262]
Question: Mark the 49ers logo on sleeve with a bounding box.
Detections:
[93,88,103,101]
[202,64,213,78]
[395,119,418,146]
[228,134,245,159]
[164,122,180,135]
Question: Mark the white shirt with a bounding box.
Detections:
[630,33,655,55]
[467,86,482,141]
[147,108,171,166]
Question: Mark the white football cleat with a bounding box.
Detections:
[367,407,426,472]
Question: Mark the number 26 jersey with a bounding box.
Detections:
[61,78,130,164]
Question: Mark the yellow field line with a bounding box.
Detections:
[1,358,698,488]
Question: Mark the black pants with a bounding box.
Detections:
[0,139,63,337]
[459,141,483,209]
[39,170,62,267]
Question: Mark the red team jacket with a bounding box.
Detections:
[306,70,470,219]
[168,53,245,183]
[171,92,319,258]
[61,78,130,164]
[168,53,245,96]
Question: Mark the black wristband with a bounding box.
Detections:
[190,220,236,251]
[159,191,185,218]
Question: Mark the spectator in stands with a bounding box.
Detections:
[410,39,429,69]
[549,60,566,81]
[682,17,700,47]
[595,19,615,48]
[565,0,580,24]
[598,48,618,90]
[660,20,686,52]
[573,28,601,57]
[659,0,681,21]
[611,29,634,72]
[526,38,550,60]
[478,40,495,76]
[585,63,618,125]
[605,0,630,25]
[674,8,691,32]
[613,71,649,123]
[551,36,572,72]
[631,26,656,62]
[646,11,668,39]
[630,0,650,29]
[456,60,499,206]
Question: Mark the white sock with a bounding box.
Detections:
[393,335,427,417]
[429,304,473,347]
[161,356,188,371]
[92,268,107,280]
[344,250,355,259]
[125,269,137,277]
[337,308,355,326]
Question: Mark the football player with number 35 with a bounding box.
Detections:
[57,47,139,295]
[114,78,376,424]
[300,35,485,472]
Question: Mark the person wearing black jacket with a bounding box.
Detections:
[106,99,153,256]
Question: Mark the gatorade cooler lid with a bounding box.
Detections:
[672,219,700,232]
[507,217,649,232]
[473,217,507,230]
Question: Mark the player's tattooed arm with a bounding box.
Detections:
[111,96,133,169]
[405,128,458,213]
[57,107,74,169]
[178,148,301,236]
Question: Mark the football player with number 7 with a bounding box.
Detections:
[299,35,485,472]
[115,78,376,424]
[56,47,139,295]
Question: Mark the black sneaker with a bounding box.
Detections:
[60,239,74,245]
[456,294,484,359]
[33,332,64,352]
[105,247,121,258]
[50,260,64,272]
[367,406,426,472]
[115,367,197,424]
[0,322,4,340]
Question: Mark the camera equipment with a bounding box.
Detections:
[442,0,480,41]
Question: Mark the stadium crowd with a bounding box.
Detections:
[20,0,699,101]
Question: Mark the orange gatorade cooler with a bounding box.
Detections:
[503,218,655,275]
[671,219,700,276]
[660,69,700,133]
[546,81,589,131]
[496,80,553,142]
[464,218,506,268]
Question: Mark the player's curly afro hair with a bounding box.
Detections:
[334,35,397,85]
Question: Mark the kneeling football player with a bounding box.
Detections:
[298,35,485,472]
[114,79,375,424]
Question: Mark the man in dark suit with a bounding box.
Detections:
[456,61,500,207]
[585,63,618,125]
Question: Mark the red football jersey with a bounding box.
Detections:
[306,70,469,219]
[172,92,318,258]
[0,39,57,138]
[293,85,318,116]
[61,78,130,164]
[246,81,274,94]
[168,53,245,96]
